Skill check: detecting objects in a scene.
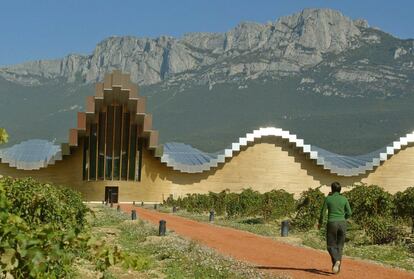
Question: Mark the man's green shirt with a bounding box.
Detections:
[319,192,352,224]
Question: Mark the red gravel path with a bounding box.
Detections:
[120,204,414,279]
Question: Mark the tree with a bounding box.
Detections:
[0,128,8,144]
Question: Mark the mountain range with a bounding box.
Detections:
[1,8,414,155]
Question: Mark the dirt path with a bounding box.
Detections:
[120,204,414,279]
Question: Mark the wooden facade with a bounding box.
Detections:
[1,71,413,202]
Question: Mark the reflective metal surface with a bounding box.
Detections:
[0,139,62,170]
[161,127,414,176]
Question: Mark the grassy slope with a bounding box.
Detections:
[0,77,93,147]
[2,73,414,155]
[144,77,414,155]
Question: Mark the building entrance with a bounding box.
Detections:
[105,186,119,203]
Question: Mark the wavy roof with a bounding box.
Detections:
[160,127,414,176]
[2,127,414,175]
[0,139,62,170]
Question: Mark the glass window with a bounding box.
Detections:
[97,112,106,179]
[121,112,130,180]
[113,106,122,180]
[106,106,114,180]
[137,138,143,181]
[128,124,137,180]
[89,124,97,180]
[82,104,147,182]
[82,136,89,180]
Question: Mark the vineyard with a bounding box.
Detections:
[0,177,89,277]
[0,177,276,278]
[0,177,143,278]
[164,185,414,264]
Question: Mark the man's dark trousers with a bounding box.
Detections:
[326,221,347,265]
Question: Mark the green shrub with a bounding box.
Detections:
[364,216,405,244]
[238,188,262,217]
[261,189,295,221]
[0,178,85,278]
[189,193,212,213]
[225,192,242,218]
[292,187,325,231]
[2,177,88,232]
[163,195,177,207]
[394,187,414,233]
[344,184,394,224]
[208,190,227,215]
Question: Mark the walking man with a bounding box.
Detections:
[318,182,352,274]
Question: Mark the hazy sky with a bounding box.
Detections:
[1,0,413,66]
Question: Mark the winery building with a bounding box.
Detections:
[0,71,413,202]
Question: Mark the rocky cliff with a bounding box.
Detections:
[0,9,368,87]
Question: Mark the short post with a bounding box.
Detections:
[154,204,158,210]
[117,205,121,212]
[209,210,215,222]
[131,209,137,220]
[159,220,166,236]
[281,220,289,237]
[173,206,177,213]
[101,200,104,205]
[141,201,144,207]
[133,201,136,206]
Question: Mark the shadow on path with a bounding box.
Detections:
[256,266,332,276]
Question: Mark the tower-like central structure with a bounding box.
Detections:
[71,70,159,183]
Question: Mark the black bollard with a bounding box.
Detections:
[209,210,215,222]
[133,201,136,206]
[102,200,105,205]
[281,220,289,237]
[117,205,121,211]
[159,220,166,236]
[141,201,144,207]
[131,210,137,220]
[154,204,158,210]
[173,206,177,213]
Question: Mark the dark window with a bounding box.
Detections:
[97,112,106,179]
[89,124,98,180]
[113,106,122,180]
[82,136,89,180]
[129,124,137,180]
[137,137,143,181]
[83,104,145,182]
[106,106,114,179]
[121,112,130,180]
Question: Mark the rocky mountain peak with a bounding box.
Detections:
[0,8,372,86]
[274,8,362,53]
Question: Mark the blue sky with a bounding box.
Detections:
[0,0,413,66]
